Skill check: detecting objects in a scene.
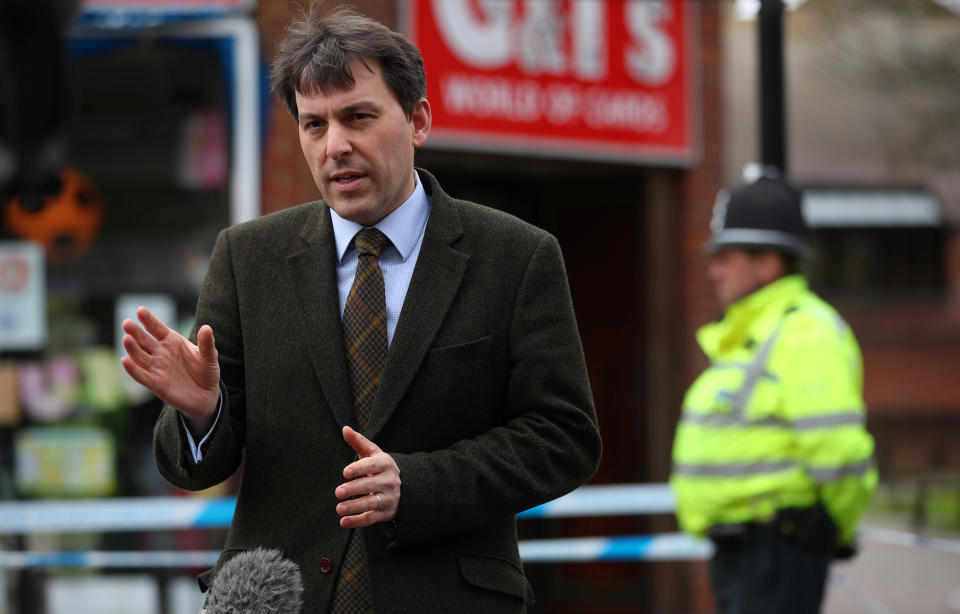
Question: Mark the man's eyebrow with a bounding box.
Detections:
[297,111,324,123]
[297,100,383,123]
[340,100,382,114]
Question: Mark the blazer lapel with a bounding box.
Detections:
[366,175,469,438]
[286,203,355,430]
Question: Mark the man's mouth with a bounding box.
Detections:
[331,171,366,184]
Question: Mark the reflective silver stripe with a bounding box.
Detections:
[711,361,751,370]
[728,323,784,418]
[680,409,865,431]
[681,411,789,428]
[792,411,865,430]
[708,229,813,259]
[807,457,875,483]
[710,362,778,381]
[672,460,798,477]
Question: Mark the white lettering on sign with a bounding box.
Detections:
[433,0,513,69]
[544,83,582,124]
[518,0,566,76]
[442,74,541,123]
[571,0,606,81]
[626,0,675,85]
[583,86,669,133]
[432,0,675,85]
[441,73,669,134]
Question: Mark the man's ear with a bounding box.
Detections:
[411,98,432,147]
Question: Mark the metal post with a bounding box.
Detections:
[758,0,786,175]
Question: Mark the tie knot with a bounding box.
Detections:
[354,228,389,258]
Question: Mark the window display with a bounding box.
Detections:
[1,29,234,499]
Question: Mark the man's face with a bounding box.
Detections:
[706,248,778,308]
[296,58,431,226]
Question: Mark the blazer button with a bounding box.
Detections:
[319,557,332,573]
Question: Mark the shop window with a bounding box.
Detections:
[0,36,236,500]
[0,10,258,612]
[57,39,231,303]
[804,189,947,300]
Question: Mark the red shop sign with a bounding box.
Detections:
[406,0,698,165]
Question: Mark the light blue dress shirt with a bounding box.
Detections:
[330,169,430,346]
[184,170,431,461]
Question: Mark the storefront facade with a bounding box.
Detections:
[1,1,725,612]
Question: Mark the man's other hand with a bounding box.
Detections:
[336,426,401,527]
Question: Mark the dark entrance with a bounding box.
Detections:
[417,151,666,612]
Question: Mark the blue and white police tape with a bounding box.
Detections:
[518,484,675,518]
[0,550,221,569]
[519,533,713,562]
[6,528,960,569]
[0,485,674,534]
[0,534,710,569]
[0,496,236,534]
[2,484,960,560]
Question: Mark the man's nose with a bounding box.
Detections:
[326,125,352,160]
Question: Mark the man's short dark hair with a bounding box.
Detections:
[270,2,427,120]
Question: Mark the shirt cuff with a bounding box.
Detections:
[179,390,223,464]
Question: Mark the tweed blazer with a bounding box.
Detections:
[153,169,602,613]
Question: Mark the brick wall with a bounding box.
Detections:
[257,1,317,214]
[679,2,725,390]
[658,2,725,613]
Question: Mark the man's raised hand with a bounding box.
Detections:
[120,306,220,433]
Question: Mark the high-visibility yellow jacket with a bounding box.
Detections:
[670,275,877,545]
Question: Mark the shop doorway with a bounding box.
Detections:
[417,153,659,612]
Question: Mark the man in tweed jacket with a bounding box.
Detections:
[121,4,601,612]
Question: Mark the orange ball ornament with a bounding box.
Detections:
[3,167,105,262]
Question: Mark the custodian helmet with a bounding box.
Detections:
[706,175,812,259]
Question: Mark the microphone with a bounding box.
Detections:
[202,547,304,614]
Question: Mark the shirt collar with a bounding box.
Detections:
[330,170,430,263]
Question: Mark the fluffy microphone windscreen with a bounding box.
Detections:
[204,547,304,614]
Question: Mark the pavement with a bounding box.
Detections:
[823,516,960,614]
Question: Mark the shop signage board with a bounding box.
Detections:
[82,0,253,8]
[0,241,46,352]
[406,0,698,165]
[79,0,255,24]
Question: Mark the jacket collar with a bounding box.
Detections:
[368,168,468,437]
[697,275,808,357]
[287,168,468,437]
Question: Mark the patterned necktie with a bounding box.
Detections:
[331,228,389,614]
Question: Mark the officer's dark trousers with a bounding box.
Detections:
[709,524,830,614]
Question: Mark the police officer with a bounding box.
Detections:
[670,174,877,614]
